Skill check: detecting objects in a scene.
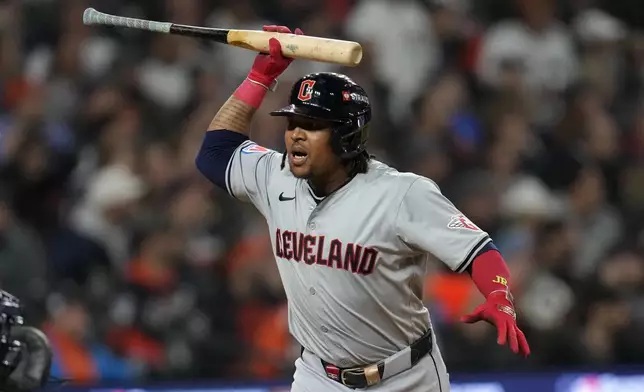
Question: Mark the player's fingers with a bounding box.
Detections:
[517,329,531,357]
[263,25,278,32]
[268,38,283,58]
[459,314,479,323]
[496,319,508,346]
[275,26,292,34]
[507,324,519,354]
[295,28,304,35]
[459,308,484,323]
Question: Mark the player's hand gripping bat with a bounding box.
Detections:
[82,8,363,67]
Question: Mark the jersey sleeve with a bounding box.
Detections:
[225,140,282,215]
[395,177,492,273]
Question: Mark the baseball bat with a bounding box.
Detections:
[82,8,363,67]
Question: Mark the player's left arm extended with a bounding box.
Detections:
[394,177,530,357]
[460,245,531,357]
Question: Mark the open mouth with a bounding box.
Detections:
[289,146,308,166]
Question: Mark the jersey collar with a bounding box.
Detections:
[306,175,356,205]
[307,186,325,204]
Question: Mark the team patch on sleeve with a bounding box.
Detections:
[241,142,269,154]
[447,214,481,231]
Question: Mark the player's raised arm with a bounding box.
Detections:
[206,25,302,135]
[194,25,302,205]
[395,177,530,357]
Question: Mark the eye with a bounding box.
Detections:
[287,118,330,131]
[286,118,298,130]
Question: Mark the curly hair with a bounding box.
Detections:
[346,150,371,177]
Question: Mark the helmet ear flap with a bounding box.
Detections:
[332,124,369,160]
[330,124,348,158]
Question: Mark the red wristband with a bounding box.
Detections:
[470,250,511,299]
[233,78,269,109]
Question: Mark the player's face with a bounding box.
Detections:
[284,116,341,179]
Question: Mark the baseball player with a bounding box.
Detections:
[196,26,530,391]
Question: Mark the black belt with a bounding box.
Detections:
[302,329,433,389]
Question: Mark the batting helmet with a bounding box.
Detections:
[270,72,371,159]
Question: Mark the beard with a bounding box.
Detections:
[282,153,311,179]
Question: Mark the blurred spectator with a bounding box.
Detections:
[208,0,270,86]
[496,175,566,264]
[477,0,578,126]
[567,166,623,279]
[105,220,232,379]
[345,0,440,121]
[70,164,146,270]
[44,286,139,383]
[106,222,184,375]
[0,85,76,233]
[136,35,195,114]
[0,188,48,321]
[517,219,577,333]
[572,8,627,105]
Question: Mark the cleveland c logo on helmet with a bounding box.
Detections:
[297,80,316,101]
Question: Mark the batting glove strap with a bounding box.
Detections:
[496,304,517,320]
[245,76,278,92]
[488,289,515,307]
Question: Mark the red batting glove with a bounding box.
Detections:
[460,291,531,357]
[247,25,304,88]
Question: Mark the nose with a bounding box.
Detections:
[290,127,306,141]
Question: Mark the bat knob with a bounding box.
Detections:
[83,8,97,26]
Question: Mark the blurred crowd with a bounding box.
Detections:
[1,0,644,385]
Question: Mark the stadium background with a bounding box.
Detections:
[1,0,644,391]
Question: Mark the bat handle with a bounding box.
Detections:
[82,8,172,34]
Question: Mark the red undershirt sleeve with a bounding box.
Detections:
[468,249,512,299]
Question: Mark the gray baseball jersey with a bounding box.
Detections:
[225,140,491,367]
